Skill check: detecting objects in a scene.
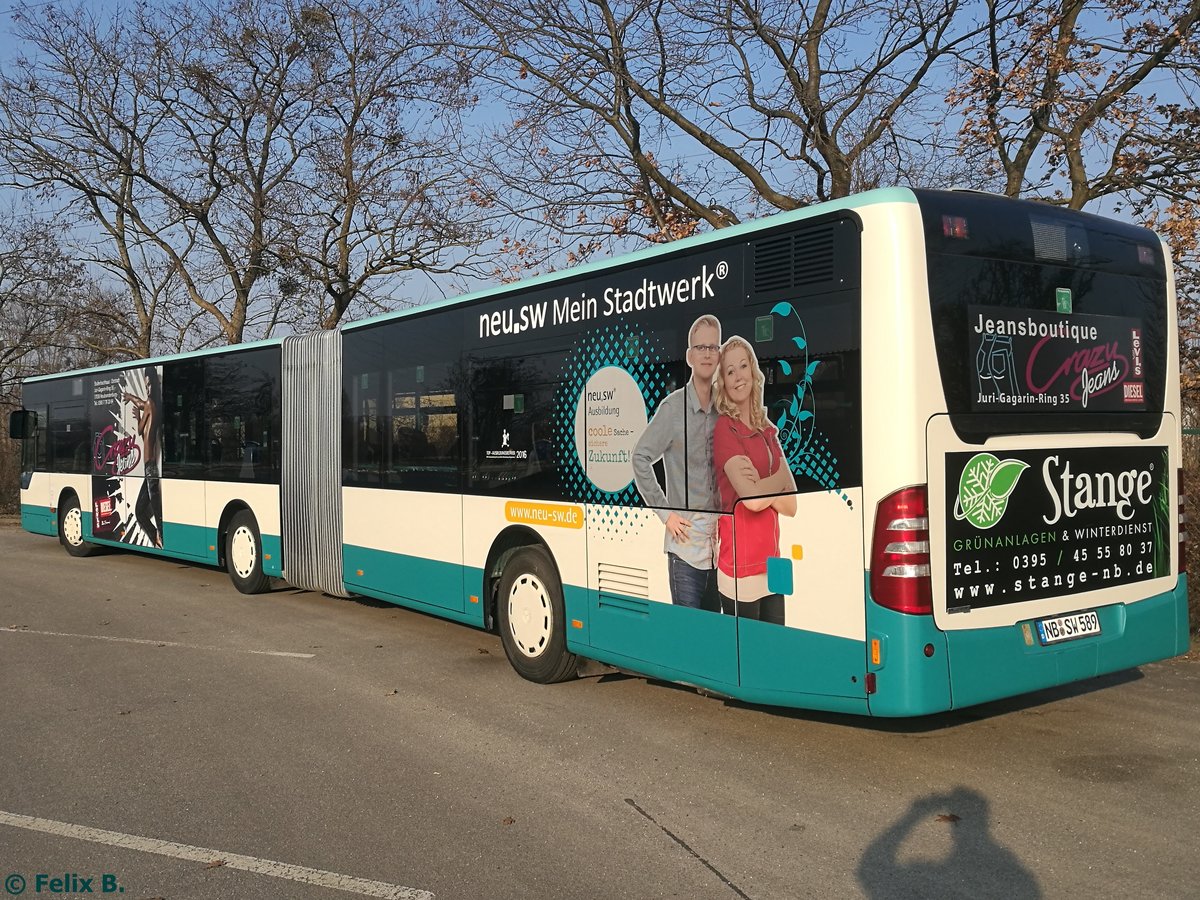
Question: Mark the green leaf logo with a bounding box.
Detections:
[954,453,1029,530]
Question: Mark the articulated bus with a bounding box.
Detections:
[8,188,1189,715]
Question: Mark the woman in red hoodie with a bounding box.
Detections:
[712,336,797,624]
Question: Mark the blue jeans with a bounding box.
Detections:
[668,554,719,612]
[719,592,785,625]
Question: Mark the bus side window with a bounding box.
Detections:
[387,371,460,492]
[347,314,465,494]
[466,355,564,501]
[202,349,281,483]
[49,400,90,475]
[164,359,206,478]
[342,329,386,486]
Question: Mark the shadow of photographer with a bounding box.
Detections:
[858,787,1041,899]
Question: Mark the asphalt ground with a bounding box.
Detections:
[1,522,1197,899]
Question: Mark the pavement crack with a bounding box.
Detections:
[624,798,751,899]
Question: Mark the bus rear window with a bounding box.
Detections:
[915,190,1168,443]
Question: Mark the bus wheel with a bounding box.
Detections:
[226,510,269,595]
[58,494,97,558]
[497,546,578,684]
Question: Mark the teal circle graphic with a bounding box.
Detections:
[554,323,669,535]
[573,365,649,493]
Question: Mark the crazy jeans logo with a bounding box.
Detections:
[1027,338,1130,407]
[953,452,1030,529]
[93,424,141,476]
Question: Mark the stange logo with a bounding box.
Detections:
[953,453,1030,530]
[1040,455,1154,525]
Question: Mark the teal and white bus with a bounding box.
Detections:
[9,188,1189,715]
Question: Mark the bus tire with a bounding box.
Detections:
[497,546,578,684]
[58,494,97,558]
[226,510,269,594]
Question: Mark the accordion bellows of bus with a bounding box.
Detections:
[9,187,1188,716]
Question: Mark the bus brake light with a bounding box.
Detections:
[942,215,969,239]
[870,486,933,615]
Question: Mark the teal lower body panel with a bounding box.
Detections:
[347,582,485,628]
[563,584,590,646]
[588,587,870,709]
[865,601,953,717]
[55,513,283,577]
[262,534,282,577]
[944,576,1190,711]
[344,544,475,622]
[161,521,218,563]
[590,594,738,685]
[739,618,866,700]
[866,576,1189,716]
[154,522,281,575]
[21,490,281,577]
[20,504,55,537]
[579,643,871,715]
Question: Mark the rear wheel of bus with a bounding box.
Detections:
[58,493,97,558]
[226,509,269,594]
[497,546,578,683]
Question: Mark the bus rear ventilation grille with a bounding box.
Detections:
[753,228,836,294]
[597,561,650,600]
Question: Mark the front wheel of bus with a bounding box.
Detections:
[497,547,578,684]
[226,510,269,595]
[58,494,97,558]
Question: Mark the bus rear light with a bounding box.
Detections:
[871,485,933,615]
[1179,468,1188,577]
[942,215,969,239]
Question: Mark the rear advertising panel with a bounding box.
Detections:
[969,305,1146,412]
[944,445,1171,617]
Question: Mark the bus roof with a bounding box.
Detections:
[345,186,919,332]
[22,335,285,384]
[24,186,921,384]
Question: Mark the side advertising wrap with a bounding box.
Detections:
[970,305,1145,412]
[91,365,164,548]
[946,445,1170,609]
[466,228,860,630]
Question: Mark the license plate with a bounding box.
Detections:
[1036,610,1101,646]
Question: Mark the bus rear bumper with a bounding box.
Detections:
[867,576,1189,717]
[943,576,1189,712]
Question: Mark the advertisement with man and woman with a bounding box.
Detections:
[632,314,799,625]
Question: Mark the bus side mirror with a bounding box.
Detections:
[8,409,37,440]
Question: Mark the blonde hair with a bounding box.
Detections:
[714,336,769,432]
[688,314,722,347]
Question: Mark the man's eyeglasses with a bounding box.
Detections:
[691,344,720,354]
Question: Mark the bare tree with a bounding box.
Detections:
[949,0,1200,395]
[0,0,318,345]
[273,0,484,328]
[1,0,489,342]
[0,5,176,357]
[950,0,1200,210]
[0,210,113,406]
[0,209,119,514]
[455,0,985,262]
